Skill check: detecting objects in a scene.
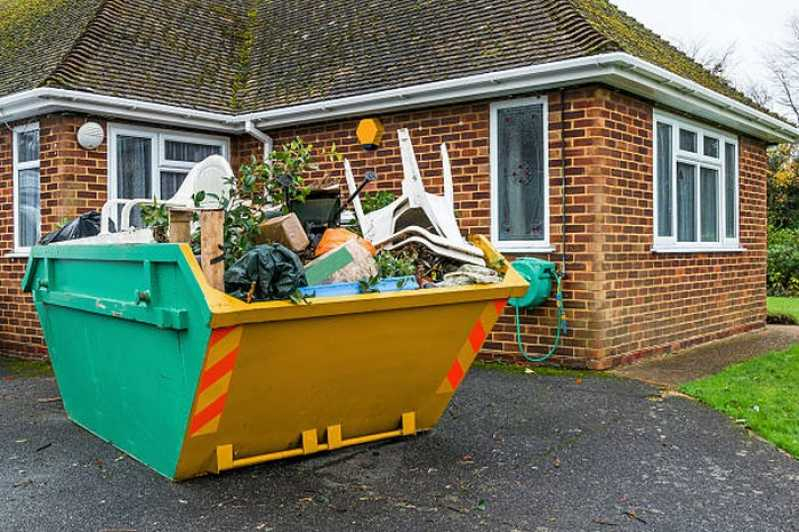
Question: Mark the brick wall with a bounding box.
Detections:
[582,89,768,368]
[0,114,108,358]
[0,87,770,367]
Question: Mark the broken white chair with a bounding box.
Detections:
[100,155,233,234]
[344,129,484,264]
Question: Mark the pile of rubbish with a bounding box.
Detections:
[41,129,506,303]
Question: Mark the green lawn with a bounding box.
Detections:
[768,297,799,325]
[681,344,799,458]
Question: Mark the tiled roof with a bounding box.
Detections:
[0,0,768,116]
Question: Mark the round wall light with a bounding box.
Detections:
[77,122,105,150]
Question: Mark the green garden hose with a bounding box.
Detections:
[514,271,567,363]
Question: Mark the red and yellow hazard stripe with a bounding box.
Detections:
[437,299,507,394]
[188,326,243,437]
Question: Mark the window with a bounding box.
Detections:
[653,111,740,252]
[108,125,229,225]
[490,97,550,251]
[12,123,40,252]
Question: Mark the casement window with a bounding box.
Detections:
[12,123,40,253]
[490,97,551,252]
[653,111,741,252]
[108,124,229,224]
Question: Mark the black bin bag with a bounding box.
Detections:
[224,244,308,302]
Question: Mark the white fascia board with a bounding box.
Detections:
[0,88,240,133]
[238,55,617,126]
[1,54,797,142]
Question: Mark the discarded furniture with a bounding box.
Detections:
[344,129,484,263]
[100,154,233,234]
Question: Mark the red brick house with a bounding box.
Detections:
[1,0,797,368]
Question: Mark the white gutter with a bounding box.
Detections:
[0,88,240,133]
[1,54,797,143]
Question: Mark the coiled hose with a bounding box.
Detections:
[514,271,567,363]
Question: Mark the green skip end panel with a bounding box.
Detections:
[22,244,212,479]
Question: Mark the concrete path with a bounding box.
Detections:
[2,365,798,531]
[614,325,799,388]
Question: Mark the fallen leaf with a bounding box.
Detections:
[476,499,487,512]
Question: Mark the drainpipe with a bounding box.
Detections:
[245,120,273,162]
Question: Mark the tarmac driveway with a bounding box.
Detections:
[2,366,798,531]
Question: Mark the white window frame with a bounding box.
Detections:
[12,122,40,255]
[107,123,230,202]
[489,96,553,253]
[652,110,742,253]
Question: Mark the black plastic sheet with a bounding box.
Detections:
[224,244,307,302]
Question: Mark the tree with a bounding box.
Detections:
[675,37,738,81]
[768,16,799,124]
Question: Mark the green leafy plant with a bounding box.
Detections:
[768,226,799,297]
[375,250,416,278]
[140,198,169,242]
[360,191,397,214]
[358,274,381,294]
[205,138,340,267]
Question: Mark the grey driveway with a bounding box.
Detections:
[1,366,798,531]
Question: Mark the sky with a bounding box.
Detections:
[610,0,798,115]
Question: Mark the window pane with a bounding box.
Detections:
[704,136,719,158]
[725,143,737,239]
[17,168,40,247]
[656,123,673,237]
[497,104,546,241]
[117,136,153,227]
[700,168,719,242]
[161,171,188,200]
[16,129,39,163]
[679,129,697,152]
[677,162,697,242]
[165,140,221,162]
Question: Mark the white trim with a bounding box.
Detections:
[489,96,551,252]
[653,110,740,253]
[12,122,40,254]
[652,246,746,254]
[107,124,230,217]
[0,54,797,142]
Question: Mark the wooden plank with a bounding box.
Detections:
[168,209,193,243]
[200,210,225,291]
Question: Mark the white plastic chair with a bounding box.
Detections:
[101,155,233,234]
[344,129,484,260]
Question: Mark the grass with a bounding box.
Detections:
[680,344,799,458]
[767,297,799,325]
[0,355,52,378]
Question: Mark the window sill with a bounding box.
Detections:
[494,244,556,254]
[651,246,746,254]
[4,250,31,259]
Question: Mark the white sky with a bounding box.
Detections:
[610,0,798,114]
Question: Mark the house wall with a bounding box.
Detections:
[234,85,768,369]
[0,85,769,368]
[0,114,108,358]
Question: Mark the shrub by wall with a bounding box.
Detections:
[768,227,799,297]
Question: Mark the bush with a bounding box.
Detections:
[768,227,799,297]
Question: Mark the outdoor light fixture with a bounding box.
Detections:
[77,122,104,150]
[356,117,384,150]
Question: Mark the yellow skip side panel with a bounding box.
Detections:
[173,298,502,479]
